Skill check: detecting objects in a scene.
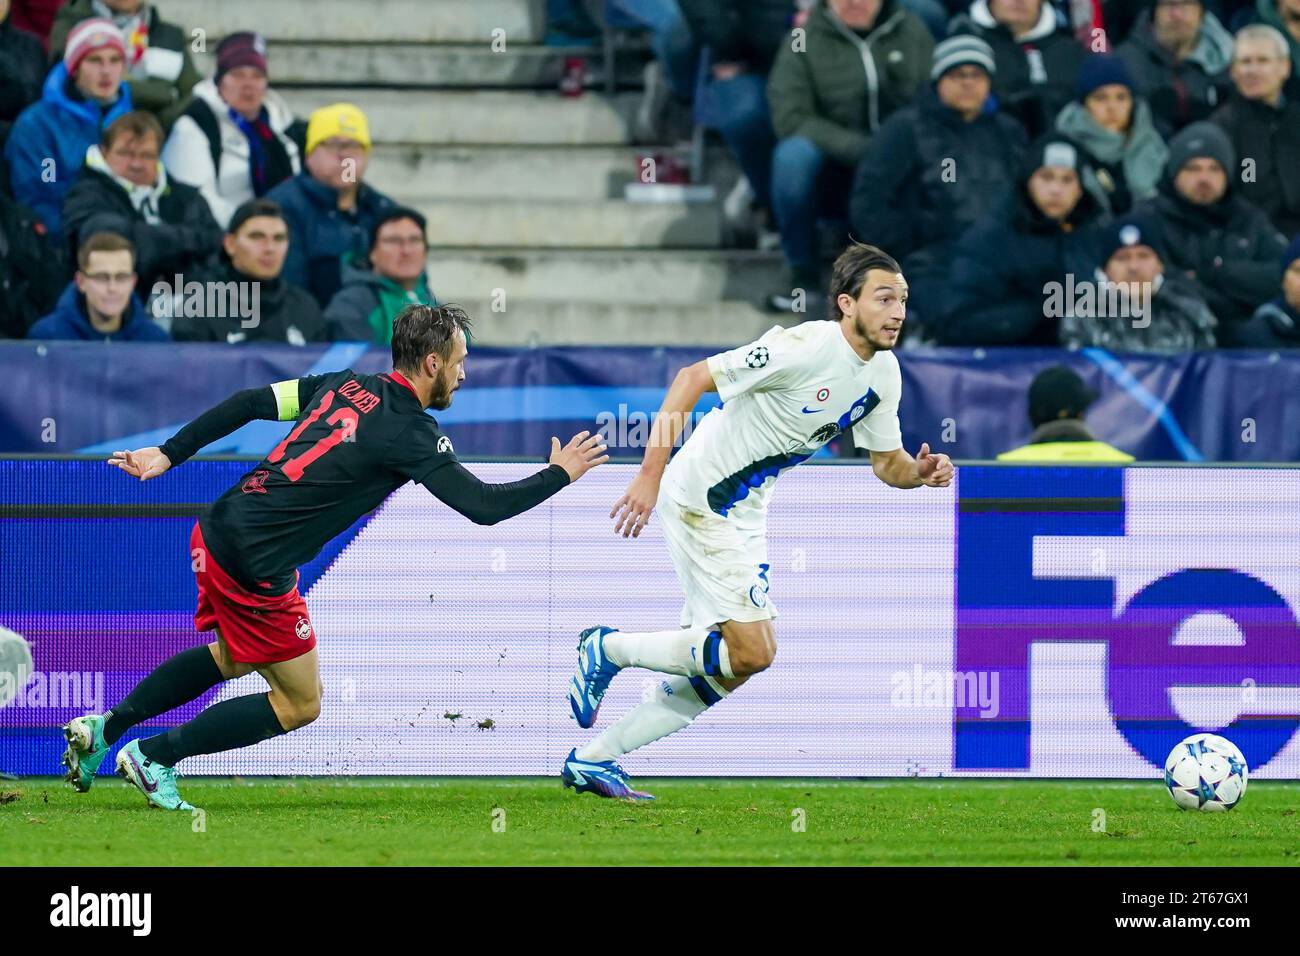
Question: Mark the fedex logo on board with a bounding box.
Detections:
[953,467,1300,772]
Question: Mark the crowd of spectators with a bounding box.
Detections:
[2,0,1298,354]
[0,0,422,344]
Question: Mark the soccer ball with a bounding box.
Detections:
[1164,734,1248,812]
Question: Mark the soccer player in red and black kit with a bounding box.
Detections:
[60,304,608,810]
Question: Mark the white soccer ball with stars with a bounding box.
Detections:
[1164,733,1248,812]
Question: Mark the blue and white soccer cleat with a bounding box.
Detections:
[568,625,622,729]
[561,748,655,801]
[61,714,110,792]
[114,740,198,811]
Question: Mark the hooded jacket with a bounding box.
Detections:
[169,253,327,345]
[1209,92,1300,238]
[939,153,1109,346]
[767,0,934,166]
[62,148,223,293]
[1117,6,1234,137]
[948,0,1087,138]
[4,63,133,238]
[28,280,169,341]
[323,251,437,344]
[162,77,301,229]
[265,171,398,309]
[1055,96,1168,216]
[48,0,202,129]
[850,86,1028,264]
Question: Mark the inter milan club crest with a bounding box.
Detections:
[746,346,769,369]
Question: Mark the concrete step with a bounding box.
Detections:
[417,198,721,248]
[368,145,738,201]
[196,43,643,90]
[427,249,785,306]
[165,0,545,43]
[457,301,792,347]
[278,89,635,145]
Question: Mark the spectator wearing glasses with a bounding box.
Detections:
[266,102,396,309]
[28,230,168,340]
[62,110,221,293]
[325,208,439,344]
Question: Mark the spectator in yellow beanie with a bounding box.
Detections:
[265,101,395,308]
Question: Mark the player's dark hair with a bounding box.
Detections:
[227,198,285,236]
[77,231,136,272]
[828,242,901,320]
[391,304,472,374]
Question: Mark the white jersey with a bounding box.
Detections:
[661,321,903,526]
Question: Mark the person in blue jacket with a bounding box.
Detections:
[265,102,396,309]
[4,17,133,239]
[28,230,168,342]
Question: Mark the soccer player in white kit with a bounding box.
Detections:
[561,242,955,799]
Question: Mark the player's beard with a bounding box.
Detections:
[857,314,897,352]
[429,369,456,410]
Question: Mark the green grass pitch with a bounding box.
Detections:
[2,777,1297,866]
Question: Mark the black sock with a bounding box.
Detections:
[139,693,286,766]
[103,645,225,745]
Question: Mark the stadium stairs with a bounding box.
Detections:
[169,0,785,347]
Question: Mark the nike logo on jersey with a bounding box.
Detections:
[801,406,823,414]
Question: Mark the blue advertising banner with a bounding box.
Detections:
[2,340,1299,462]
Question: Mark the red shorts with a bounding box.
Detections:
[191,521,316,664]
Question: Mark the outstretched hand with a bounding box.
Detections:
[550,431,608,483]
[108,447,172,481]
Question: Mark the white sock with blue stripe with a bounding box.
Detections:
[602,627,734,679]
[576,675,728,762]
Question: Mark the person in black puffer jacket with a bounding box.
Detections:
[850,34,1028,334]
[62,110,221,296]
[936,133,1109,345]
[169,197,326,345]
[1135,120,1288,343]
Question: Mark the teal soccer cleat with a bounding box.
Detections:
[115,740,198,811]
[61,714,109,792]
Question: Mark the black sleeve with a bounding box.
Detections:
[420,461,571,526]
[388,418,570,525]
[159,386,277,465]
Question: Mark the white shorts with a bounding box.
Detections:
[656,489,777,629]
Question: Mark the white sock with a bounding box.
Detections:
[603,627,734,679]
[577,675,729,762]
